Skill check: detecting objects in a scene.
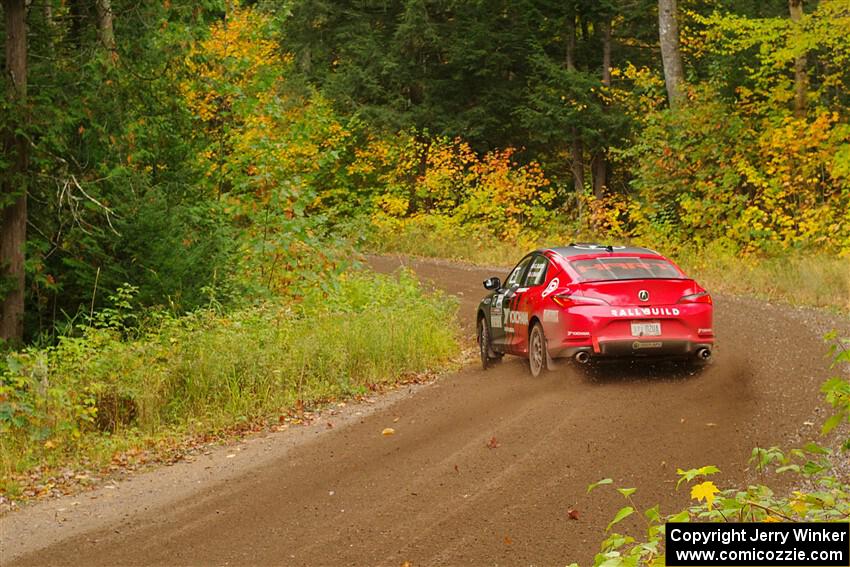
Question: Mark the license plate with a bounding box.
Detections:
[631,321,661,337]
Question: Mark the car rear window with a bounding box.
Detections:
[570,257,683,281]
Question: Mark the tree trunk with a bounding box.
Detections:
[565,11,576,71]
[69,0,89,49]
[592,20,612,199]
[566,11,584,205]
[600,21,612,87]
[658,0,685,109]
[789,0,807,117]
[41,1,57,58]
[95,0,116,53]
[1,0,28,345]
[591,154,607,199]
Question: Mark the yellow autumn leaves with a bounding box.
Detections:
[690,480,719,510]
[182,6,281,125]
[366,137,556,241]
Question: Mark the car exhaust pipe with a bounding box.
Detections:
[575,351,591,365]
[696,348,712,361]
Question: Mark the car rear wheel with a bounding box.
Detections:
[529,322,549,377]
[477,317,502,369]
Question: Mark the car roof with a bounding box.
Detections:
[546,243,662,258]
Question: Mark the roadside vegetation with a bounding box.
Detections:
[1,270,459,499]
[582,334,850,566]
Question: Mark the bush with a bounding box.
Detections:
[626,90,850,254]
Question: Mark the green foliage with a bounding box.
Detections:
[12,1,236,339]
[822,332,850,450]
[686,0,850,111]
[0,268,460,493]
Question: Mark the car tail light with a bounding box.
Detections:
[678,291,712,304]
[553,294,609,308]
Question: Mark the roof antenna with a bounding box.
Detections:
[605,245,614,252]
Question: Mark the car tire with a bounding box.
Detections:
[477,317,501,369]
[529,322,549,378]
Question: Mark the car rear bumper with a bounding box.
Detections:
[543,302,714,361]
[552,339,714,360]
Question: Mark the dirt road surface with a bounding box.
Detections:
[3,255,846,566]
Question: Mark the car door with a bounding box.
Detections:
[490,255,533,349]
[510,254,551,354]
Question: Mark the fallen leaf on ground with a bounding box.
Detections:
[486,436,500,449]
[503,535,513,545]
[382,428,396,436]
[567,508,580,520]
[454,464,459,473]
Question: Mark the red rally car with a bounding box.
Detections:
[476,244,715,376]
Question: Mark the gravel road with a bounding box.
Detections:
[3,254,847,567]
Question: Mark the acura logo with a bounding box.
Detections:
[638,290,650,302]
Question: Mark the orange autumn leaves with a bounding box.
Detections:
[367,136,556,241]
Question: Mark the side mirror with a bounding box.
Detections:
[483,277,501,291]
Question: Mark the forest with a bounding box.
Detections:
[0,0,848,346]
[1,0,849,553]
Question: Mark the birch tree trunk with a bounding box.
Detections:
[658,0,685,108]
[96,0,116,53]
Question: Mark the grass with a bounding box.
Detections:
[672,244,850,313]
[365,215,850,314]
[0,269,460,499]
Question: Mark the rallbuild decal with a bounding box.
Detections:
[541,277,559,299]
[611,307,680,317]
[542,309,559,323]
